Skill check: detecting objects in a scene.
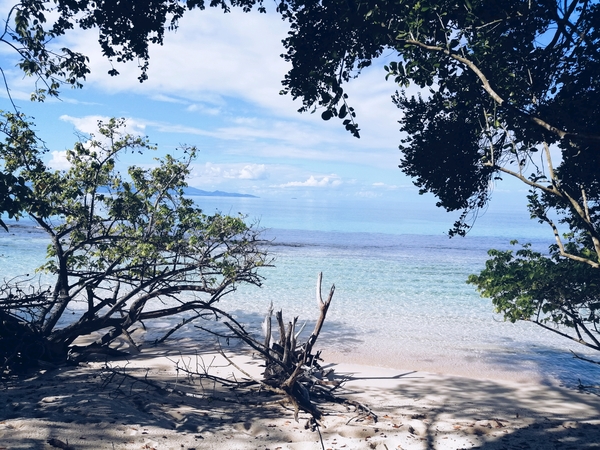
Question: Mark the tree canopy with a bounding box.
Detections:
[279,0,600,227]
[0,118,268,375]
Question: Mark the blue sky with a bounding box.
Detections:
[0,5,530,212]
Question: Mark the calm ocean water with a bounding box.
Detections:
[1,196,598,386]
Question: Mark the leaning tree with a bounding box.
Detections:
[0,117,269,376]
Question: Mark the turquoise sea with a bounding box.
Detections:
[1,196,598,387]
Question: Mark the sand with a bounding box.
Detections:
[1,340,600,450]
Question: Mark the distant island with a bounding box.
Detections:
[183,187,258,198]
[93,186,258,198]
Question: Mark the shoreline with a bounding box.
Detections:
[186,318,600,387]
[321,345,600,388]
[84,318,600,386]
[2,341,599,450]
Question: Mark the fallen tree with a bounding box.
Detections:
[0,118,269,377]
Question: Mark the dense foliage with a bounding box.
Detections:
[278,0,600,228]
[0,118,268,375]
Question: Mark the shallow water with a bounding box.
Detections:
[215,228,599,386]
[1,197,598,387]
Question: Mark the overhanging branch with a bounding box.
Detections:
[398,39,600,144]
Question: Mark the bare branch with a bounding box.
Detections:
[531,319,600,352]
[494,165,558,196]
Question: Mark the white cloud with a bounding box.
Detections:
[237,164,268,180]
[60,115,146,136]
[372,182,399,189]
[277,175,342,188]
[64,9,295,113]
[141,121,215,137]
[190,162,269,184]
[81,114,393,166]
[150,94,189,104]
[48,150,71,170]
[356,190,381,198]
[57,8,405,154]
[17,7,417,177]
[56,116,152,165]
[186,104,221,115]
[232,117,259,125]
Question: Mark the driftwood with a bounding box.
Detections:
[212,272,372,424]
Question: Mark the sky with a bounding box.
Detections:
[0,3,530,212]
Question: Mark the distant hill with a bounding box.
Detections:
[65,185,258,198]
[183,187,258,198]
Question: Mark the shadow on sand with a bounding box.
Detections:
[2,323,599,449]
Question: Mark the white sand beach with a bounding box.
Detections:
[2,338,599,450]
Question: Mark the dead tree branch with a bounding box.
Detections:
[188,273,375,425]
